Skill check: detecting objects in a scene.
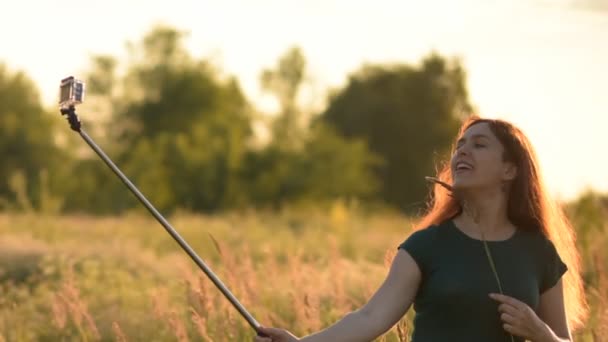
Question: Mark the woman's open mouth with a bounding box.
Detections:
[454,161,473,174]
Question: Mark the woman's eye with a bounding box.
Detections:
[474,143,485,148]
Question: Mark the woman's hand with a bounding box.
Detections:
[254,326,300,342]
[489,293,553,341]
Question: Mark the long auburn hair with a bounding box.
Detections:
[415,115,588,331]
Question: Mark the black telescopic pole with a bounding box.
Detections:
[60,106,267,337]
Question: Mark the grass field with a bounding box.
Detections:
[0,201,606,341]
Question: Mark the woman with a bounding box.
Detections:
[254,116,588,341]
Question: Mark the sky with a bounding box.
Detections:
[1,0,607,201]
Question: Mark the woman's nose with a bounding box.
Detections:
[456,145,469,157]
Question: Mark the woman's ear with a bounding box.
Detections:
[503,163,517,181]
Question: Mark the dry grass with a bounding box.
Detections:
[0,204,605,341]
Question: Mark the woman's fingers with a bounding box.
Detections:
[256,327,282,341]
[258,326,281,336]
[500,312,517,325]
[498,303,521,317]
[254,329,273,342]
[255,326,298,342]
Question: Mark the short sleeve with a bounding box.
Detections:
[539,239,568,294]
[397,227,436,275]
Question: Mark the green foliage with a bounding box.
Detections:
[245,47,381,209]
[59,36,384,213]
[566,190,607,236]
[242,123,381,208]
[320,53,472,212]
[565,190,608,286]
[119,27,253,213]
[261,46,308,149]
[1,25,480,215]
[59,26,253,213]
[0,65,65,212]
[290,123,382,201]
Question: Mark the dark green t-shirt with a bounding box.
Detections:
[397,218,568,342]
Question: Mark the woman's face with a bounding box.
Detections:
[450,122,517,192]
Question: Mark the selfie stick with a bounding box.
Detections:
[59,100,267,337]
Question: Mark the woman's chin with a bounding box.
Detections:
[452,180,464,189]
[452,181,475,192]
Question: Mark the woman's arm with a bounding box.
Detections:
[536,279,572,342]
[300,249,421,342]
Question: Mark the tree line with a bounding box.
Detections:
[0,25,471,215]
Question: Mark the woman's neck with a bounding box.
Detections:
[453,187,513,237]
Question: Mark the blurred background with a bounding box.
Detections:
[0,0,606,341]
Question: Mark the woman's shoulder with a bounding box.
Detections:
[397,221,450,270]
[401,220,450,244]
[514,227,560,260]
[515,227,568,292]
[516,226,552,245]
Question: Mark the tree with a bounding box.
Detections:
[320,53,472,212]
[62,26,253,213]
[260,46,308,150]
[0,64,64,211]
[242,47,381,208]
[241,123,381,208]
[121,27,253,212]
